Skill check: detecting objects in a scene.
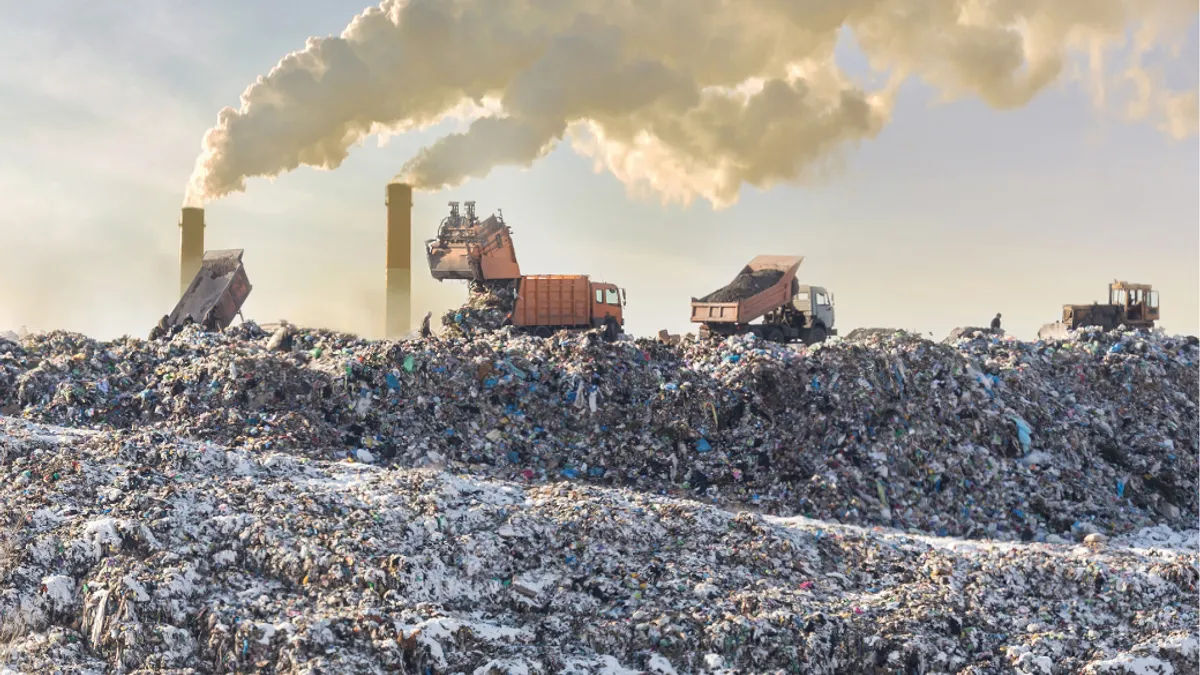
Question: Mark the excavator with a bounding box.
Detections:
[425,202,627,340]
[1038,280,1160,341]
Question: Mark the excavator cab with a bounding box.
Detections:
[426,201,521,282]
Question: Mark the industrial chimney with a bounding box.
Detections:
[180,207,205,295]
[385,182,413,338]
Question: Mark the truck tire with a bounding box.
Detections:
[533,326,553,339]
[807,326,827,345]
[762,326,783,343]
[602,318,620,343]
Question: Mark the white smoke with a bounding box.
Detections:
[185,0,1199,209]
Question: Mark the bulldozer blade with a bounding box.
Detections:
[1038,322,1070,341]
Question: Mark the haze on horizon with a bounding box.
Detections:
[1,1,1197,343]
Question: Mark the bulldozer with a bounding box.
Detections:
[1038,280,1159,341]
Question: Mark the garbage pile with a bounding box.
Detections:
[441,282,518,337]
[699,269,784,303]
[0,417,1195,674]
[0,325,1196,543]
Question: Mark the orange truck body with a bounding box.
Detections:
[690,255,803,325]
[511,275,624,330]
[427,211,522,282]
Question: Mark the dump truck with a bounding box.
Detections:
[152,249,252,339]
[427,201,627,340]
[1038,280,1159,341]
[691,255,835,344]
[509,275,625,341]
[426,201,521,290]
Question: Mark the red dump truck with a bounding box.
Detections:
[691,255,836,344]
[427,201,627,340]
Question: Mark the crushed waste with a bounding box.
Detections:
[0,322,1196,673]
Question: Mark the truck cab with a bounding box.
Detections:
[793,284,835,332]
[592,283,626,329]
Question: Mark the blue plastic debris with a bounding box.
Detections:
[1012,417,1032,454]
[696,438,712,452]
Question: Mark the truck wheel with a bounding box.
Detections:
[807,326,827,345]
[534,326,552,339]
[602,318,620,342]
[763,326,783,343]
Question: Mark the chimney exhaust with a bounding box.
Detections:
[180,207,205,295]
[385,182,413,338]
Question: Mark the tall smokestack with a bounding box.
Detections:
[385,182,412,338]
[180,207,205,295]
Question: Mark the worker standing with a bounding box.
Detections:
[991,313,1002,331]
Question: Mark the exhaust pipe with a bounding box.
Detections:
[385,182,413,339]
[180,207,205,296]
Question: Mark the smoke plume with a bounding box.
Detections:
[185,0,1199,209]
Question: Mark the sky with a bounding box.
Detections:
[0,0,1196,342]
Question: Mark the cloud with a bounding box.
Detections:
[186,0,1198,209]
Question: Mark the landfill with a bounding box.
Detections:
[0,323,1197,673]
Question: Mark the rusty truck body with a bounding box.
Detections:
[153,249,252,338]
[426,201,626,340]
[1038,281,1160,340]
[691,255,835,345]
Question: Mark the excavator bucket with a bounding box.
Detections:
[166,249,252,331]
[425,202,521,282]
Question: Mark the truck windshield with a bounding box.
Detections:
[605,288,620,305]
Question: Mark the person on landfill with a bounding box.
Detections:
[420,311,433,338]
[991,313,1002,331]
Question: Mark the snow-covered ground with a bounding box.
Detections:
[0,417,1196,674]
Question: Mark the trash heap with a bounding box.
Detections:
[0,417,1195,674]
[0,325,1196,544]
[441,282,518,337]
